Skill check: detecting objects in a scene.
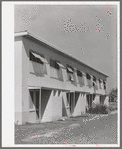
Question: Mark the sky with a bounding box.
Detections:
[14,4,118,93]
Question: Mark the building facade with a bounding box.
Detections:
[15,31,109,125]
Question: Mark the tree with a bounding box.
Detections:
[109,88,117,102]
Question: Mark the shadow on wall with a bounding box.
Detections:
[41,89,52,119]
[86,78,93,88]
[62,98,67,116]
[31,62,47,77]
[100,95,105,105]
[58,68,64,82]
[86,94,93,108]
[71,73,77,86]
[75,92,80,108]
[62,92,81,117]
[77,76,84,87]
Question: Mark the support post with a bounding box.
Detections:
[39,88,41,121]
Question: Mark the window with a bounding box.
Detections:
[93,76,96,82]
[93,76,96,87]
[86,73,92,87]
[50,59,60,79]
[86,73,91,80]
[29,51,48,75]
[67,66,74,81]
[99,79,102,89]
[56,62,65,68]
[50,59,59,69]
[30,51,47,64]
[77,70,83,77]
[103,80,106,89]
[77,70,84,85]
[50,59,64,80]
[93,76,98,89]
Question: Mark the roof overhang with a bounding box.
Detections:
[14,31,28,37]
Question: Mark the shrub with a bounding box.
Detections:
[109,103,117,111]
[25,122,31,125]
[88,104,108,114]
[109,88,117,102]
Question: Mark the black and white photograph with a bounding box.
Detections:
[2,1,120,147]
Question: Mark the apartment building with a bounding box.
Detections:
[15,31,109,125]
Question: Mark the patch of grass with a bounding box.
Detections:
[88,104,108,114]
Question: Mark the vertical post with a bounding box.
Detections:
[89,94,90,108]
[73,67,78,85]
[39,88,41,121]
[67,92,70,117]
[69,92,70,108]
[73,92,75,114]
[83,74,86,86]
[34,90,36,117]
[91,94,93,107]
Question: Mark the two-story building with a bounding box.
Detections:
[15,31,109,125]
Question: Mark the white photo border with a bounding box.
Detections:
[2,1,120,147]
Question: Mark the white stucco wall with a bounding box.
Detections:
[52,91,62,121]
[40,89,53,122]
[21,37,107,94]
[15,37,23,124]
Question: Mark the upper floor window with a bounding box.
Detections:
[103,80,106,89]
[30,51,45,64]
[29,51,48,76]
[50,59,64,80]
[67,66,74,81]
[77,70,83,77]
[99,79,102,89]
[93,76,98,89]
[86,73,92,87]
[86,73,91,80]
[77,70,84,85]
[93,76,96,86]
[50,59,59,69]
[93,76,96,82]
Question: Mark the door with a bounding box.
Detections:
[67,92,74,116]
[29,89,40,122]
[69,92,74,114]
[62,91,75,117]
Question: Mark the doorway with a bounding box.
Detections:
[29,89,40,121]
[66,92,74,116]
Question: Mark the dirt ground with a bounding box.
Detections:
[15,112,118,144]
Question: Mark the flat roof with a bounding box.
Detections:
[15,31,109,77]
